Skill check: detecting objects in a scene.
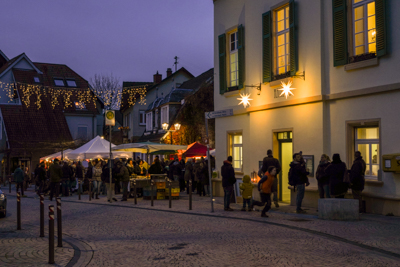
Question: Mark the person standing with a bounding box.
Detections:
[148,158,163,175]
[259,149,281,208]
[92,160,103,199]
[103,163,117,202]
[316,154,331,198]
[251,166,277,217]
[184,159,194,194]
[289,153,310,214]
[221,156,236,211]
[14,165,26,197]
[350,151,366,212]
[134,160,147,176]
[240,175,253,211]
[37,163,47,195]
[325,154,348,199]
[49,159,63,201]
[202,160,210,197]
[61,161,72,197]
[118,161,130,201]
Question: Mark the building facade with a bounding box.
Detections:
[213,0,399,215]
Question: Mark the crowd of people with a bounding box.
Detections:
[13,155,217,202]
[221,150,366,217]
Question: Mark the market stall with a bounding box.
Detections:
[40,149,73,161]
[182,142,208,158]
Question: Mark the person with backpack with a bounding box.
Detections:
[325,153,348,199]
[92,159,103,199]
[316,154,331,198]
[350,151,367,213]
[221,156,236,211]
[251,166,277,217]
[289,153,310,214]
[258,149,281,208]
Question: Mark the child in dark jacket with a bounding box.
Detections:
[240,175,253,211]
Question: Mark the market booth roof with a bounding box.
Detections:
[40,149,73,161]
[182,142,208,157]
[65,136,132,160]
[113,141,187,154]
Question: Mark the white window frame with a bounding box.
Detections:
[139,111,146,126]
[275,5,290,75]
[229,30,239,87]
[355,127,379,179]
[160,105,169,125]
[229,133,243,172]
[353,0,376,56]
[146,112,152,131]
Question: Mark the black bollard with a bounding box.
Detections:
[89,179,92,201]
[169,179,172,209]
[78,180,81,200]
[17,192,21,230]
[9,178,11,193]
[40,194,44,237]
[134,180,137,205]
[189,179,192,210]
[48,205,55,264]
[150,179,154,207]
[56,198,62,248]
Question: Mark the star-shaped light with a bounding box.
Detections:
[237,93,253,108]
[279,80,295,99]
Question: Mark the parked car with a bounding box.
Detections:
[0,188,7,218]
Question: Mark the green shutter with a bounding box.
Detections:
[238,24,245,89]
[262,11,272,83]
[375,0,387,57]
[332,0,348,66]
[218,33,227,94]
[289,0,298,76]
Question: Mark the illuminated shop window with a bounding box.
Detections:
[353,0,376,55]
[355,127,379,178]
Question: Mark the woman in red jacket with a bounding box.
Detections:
[251,166,276,217]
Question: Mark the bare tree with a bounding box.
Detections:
[90,73,122,110]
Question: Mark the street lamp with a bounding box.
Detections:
[162,123,181,144]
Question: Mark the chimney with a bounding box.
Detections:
[167,68,172,77]
[153,71,162,84]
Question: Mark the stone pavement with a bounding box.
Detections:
[1,184,400,266]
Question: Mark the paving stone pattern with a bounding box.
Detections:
[1,185,400,266]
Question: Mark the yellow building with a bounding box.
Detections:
[213,0,400,215]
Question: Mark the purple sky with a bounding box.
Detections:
[1,0,214,83]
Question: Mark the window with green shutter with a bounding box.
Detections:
[375,0,387,57]
[262,11,272,83]
[218,33,227,94]
[289,0,298,76]
[332,0,348,66]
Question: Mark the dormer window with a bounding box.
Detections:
[66,79,77,87]
[74,102,86,110]
[54,79,65,86]
[33,77,40,83]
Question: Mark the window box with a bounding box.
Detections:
[349,52,376,64]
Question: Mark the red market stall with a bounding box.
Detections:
[182,142,208,158]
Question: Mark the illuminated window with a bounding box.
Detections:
[74,102,86,110]
[275,6,290,75]
[54,79,65,86]
[66,79,77,87]
[355,127,379,178]
[229,31,239,87]
[353,0,376,55]
[229,134,243,172]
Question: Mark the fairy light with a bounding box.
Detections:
[237,93,253,108]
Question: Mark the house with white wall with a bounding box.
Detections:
[213,0,399,215]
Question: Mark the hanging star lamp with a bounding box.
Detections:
[237,93,253,108]
[279,80,296,99]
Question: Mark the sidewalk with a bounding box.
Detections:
[4,184,400,260]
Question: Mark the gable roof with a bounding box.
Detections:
[179,68,214,91]
[146,67,194,93]
[0,53,42,79]
[0,50,9,62]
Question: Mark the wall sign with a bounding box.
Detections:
[302,155,314,177]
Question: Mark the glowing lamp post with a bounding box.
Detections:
[162,123,181,144]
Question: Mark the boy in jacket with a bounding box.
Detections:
[251,166,277,217]
[240,175,253,211]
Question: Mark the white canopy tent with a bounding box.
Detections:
[113,141,187,153]
[65,136,132,160]
[40,149,74,161]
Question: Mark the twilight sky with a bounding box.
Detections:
[1,0,214,83]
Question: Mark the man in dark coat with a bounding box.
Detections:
[350,151,366,212]
[289,153,310,213]
[49,159,63,201]
[61,161,72,197]
[221,156,236,211]
[325,154,348,198]
[259,149,282,207]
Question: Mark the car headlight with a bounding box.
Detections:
[0,194,4,200]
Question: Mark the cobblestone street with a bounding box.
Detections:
[1,186,400,266]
